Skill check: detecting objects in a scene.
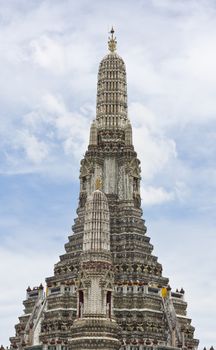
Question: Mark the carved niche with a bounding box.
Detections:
[125,158,141,206]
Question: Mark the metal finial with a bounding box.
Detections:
[110,26,114,38]
[108,26,117,52]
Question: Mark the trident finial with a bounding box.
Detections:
[110,26,114,39]
[108,26,117,52]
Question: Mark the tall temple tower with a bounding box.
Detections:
[9,29,199,350]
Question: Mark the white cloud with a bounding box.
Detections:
[0,92,92,175]
[40,93,91,157]
[30,36,66,74]
[16,130,50,163]
[174,181,191,203]
[141,185,174,205]
[130,102,177,180]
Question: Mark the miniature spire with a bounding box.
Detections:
[108,26,117,52]
[83,190,110,252]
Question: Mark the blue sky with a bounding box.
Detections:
[0,0,216,347]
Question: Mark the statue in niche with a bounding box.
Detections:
[82,176,87,190]
[79,192,87,208]
[133,193,141,208]
[133,177,139,192]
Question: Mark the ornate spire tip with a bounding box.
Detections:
[108,26,117,53]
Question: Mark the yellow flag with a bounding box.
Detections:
[161,287,168,298]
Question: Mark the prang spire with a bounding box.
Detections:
[95,27,128,130]
[9,30,199,350]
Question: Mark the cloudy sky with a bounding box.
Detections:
[0,0,216,347]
